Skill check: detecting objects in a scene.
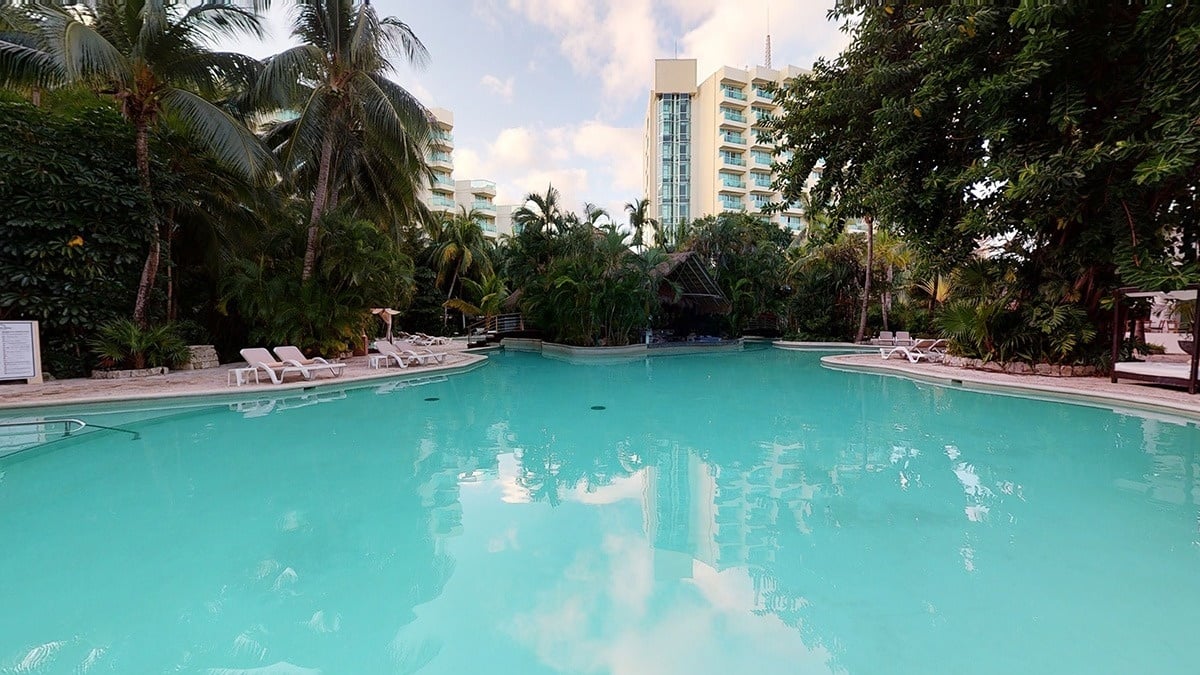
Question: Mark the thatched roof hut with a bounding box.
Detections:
[650,252,730,315]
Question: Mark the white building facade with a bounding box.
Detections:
[643,59,810,244]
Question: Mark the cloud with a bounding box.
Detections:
[507,0,661,103]
[680,0,851,77]
[480,74,516,102]
[454,121,640,222]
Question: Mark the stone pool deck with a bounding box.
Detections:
[822,353,1200,420]
[0,342,487,411]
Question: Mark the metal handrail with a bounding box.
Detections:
[0,418,140,441]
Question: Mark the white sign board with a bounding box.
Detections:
[0,321,43,384]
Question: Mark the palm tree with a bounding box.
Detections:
[855,215,875,343]
[0,0,274,327]
[427,207,493,325]
[255,0,433,281]
[512,184,564,234]
[443,274,510,320]
[873,229,911,331]
[582,202,610,228]
[624,198,658,249]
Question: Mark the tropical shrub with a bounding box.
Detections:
[935,259,1099,364]
[519,226,655,346]
[89,319,189,370]
[783,234,865,341]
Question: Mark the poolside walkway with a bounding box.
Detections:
[0,342,486,411]
[823,353,1200,419]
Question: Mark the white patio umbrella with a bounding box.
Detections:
[371,308,401,343]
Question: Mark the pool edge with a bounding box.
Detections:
[0,354,491,415]
[820,354,1200,422]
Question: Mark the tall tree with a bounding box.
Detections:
[624,198,659,249]
[0,0,274,327]
[426,206,493,324]
[512,184,565,235]
[770,1,1200,358]
[256,0,433,281]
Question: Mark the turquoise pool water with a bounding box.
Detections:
[1,349,1198,674]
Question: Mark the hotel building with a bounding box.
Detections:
[642,59,811,244]
[421,107,506,239]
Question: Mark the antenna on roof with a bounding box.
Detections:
[674,39,678,59]
[765,2,773,68]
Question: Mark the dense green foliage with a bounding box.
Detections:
[0,97,149,377]
[770,1,1200,363]
[504,211,655,347]
[221,211,415,355]
[681,213,791,335]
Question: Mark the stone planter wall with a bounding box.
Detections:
[176,345,220,371]
[91,366,169,379]
[942,355,1097,377]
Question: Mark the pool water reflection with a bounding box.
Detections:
[1,350,1198,673]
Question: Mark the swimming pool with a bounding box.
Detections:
[1,349,1197,673]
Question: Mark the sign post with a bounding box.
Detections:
[0,321,44,384]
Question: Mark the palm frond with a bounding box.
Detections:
[35,5,131,87]
[160,87,275,181]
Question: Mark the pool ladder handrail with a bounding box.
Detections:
[0,418,141,441]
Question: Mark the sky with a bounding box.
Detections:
[219,0,852,225]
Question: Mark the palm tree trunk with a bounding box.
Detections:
[881,263,894,331]
[302,134,335,282]
[165,206,176,322]
[855,215,874,343]
[444,269,459,326]
[132,120,161,329]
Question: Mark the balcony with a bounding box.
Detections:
[721,109,747,124]
[720,176,746,190]
[721,132,746,145]
[429,152,452,167]
[722,154,746,167]
[751,152,773,166]
[722,86,747,101]
[430,195,455,210]
[751,197,772,211]
[472,199,496,212]
[753,85,774,100]
[432,173,454,188]
[751,175,773,191]
[719,196,743,210]
[431,130,453,148]
[466,179,496,196]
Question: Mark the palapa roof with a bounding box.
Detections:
[650,252,731,315]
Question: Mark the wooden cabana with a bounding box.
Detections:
[650,252,731,316]
[1110,285,1199,394]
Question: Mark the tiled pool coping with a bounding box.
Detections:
[822,353,1200,421]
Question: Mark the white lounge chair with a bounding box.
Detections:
[870,331,895,346]
[878,341,940,362]
[371,340,411,369]
[893,331,914,346]
[239,348,307,385]
[273,346,346,379]
[910,338,948,358]
[412,332,450,346]
[381,340,447,366]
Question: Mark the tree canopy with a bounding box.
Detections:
[769,0,1200,360]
